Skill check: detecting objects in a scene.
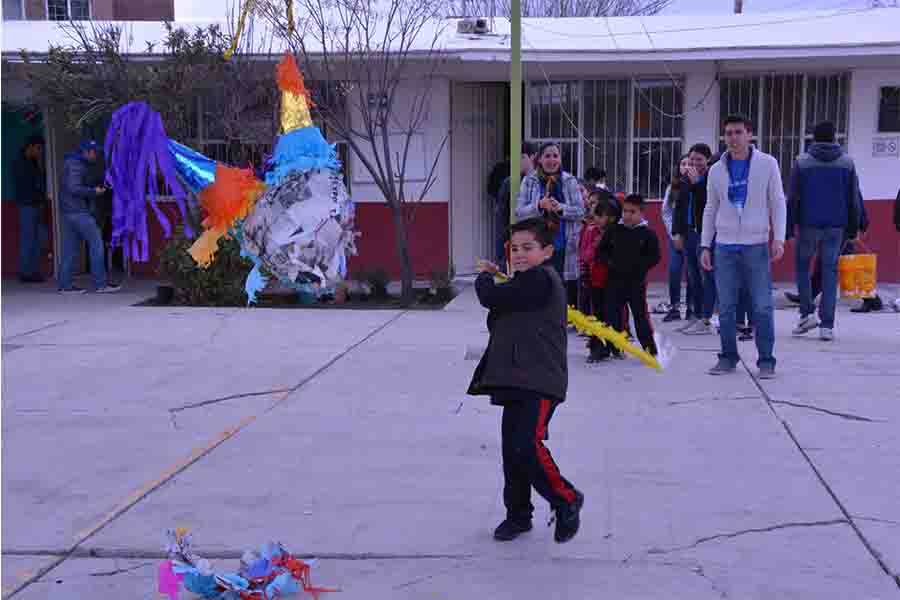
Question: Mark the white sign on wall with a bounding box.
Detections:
[872,137,899,158]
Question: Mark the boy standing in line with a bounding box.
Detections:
[596,194,662,356]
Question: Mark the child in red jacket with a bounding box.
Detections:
[585,201,617,362]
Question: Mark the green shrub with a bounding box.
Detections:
[158,235,254,306]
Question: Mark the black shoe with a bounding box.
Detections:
[784,291,801,304]
[494,518,532,541]
[551,490,584,543]
[19,274,45,283]
[662,308,682,322]
[587,351,610,363]
[738,327,753,341]
[852,296,883,313]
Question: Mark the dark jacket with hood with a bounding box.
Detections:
[59,152,98,215]
[13,154,47,207]
[788,143,859,239]
[672,175,709,238]
[467,261,568,404]
[595,218,661,281]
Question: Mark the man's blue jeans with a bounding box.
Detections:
[714,243,776,369]
[682,231,703,318]
[59,212,107,290]
[796,227,843,329]
[18,204,47,277]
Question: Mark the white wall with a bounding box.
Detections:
[348,78,452,203]
[848,68,900,199]
[682,66,720,151]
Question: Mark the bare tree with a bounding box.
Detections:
[20,19,277,165]
[448,0,671,17]
[258,0,450,305]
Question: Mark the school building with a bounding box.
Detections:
[2,8,899,283]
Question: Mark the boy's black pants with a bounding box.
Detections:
[501,394,578,522]
[606,278,657,355]
[588,286,611,358]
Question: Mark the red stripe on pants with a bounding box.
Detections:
[534,399,576,504]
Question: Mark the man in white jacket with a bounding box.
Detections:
[701,115,787,379]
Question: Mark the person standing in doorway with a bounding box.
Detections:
[702,115,786,379]
[57,140,121,295]
[788,121,860,340]
[672,143,714,335]
[516,143,585,307]
[495,142,538,265]
[13,135,49,283]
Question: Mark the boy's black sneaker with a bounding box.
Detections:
[662,308,681,322]
[494,518,532,541]
[551,490,584,543]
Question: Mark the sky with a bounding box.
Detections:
[175,0,871,20]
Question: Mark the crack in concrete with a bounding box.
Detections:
[744,359,900,590]
[667,395,758,407]
[692,564,729,599]
[2,320,69,342]
[853,515,900,527]
[770,399,885,423]
[169,388,291,414]
[638,519,849,557]
[89,561,153,577]
[2,548,472,561]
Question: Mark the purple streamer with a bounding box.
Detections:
[104,102,195,261]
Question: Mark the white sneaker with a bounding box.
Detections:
[820,327,834,341]
[684,320,714,335]
[95,284,122,294]
[792,314,818,336]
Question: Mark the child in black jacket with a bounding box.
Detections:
[468,218,584,545]
[596,194,662,356]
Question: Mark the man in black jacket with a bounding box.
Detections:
[469,218,584,545]
[13,135,49,283]
[597,194,662,355]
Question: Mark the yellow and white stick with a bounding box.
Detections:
[568,306,663,371]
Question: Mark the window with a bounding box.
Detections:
[878,86,900,133]
[188,81,353,192]
[631,80,683,199]
[719,72,850,185]
[528,78,683,199]
[528,81,579,175]
[3,0,24,19]
[47,0,90,20]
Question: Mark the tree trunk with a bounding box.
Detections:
[389,200,415,306]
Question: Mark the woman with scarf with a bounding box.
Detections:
[516,142,585,307]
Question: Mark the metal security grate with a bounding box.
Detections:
[527,77,683,199]
[719,72,850,185]
[47,0,90,20]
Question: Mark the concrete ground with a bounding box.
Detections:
[2,278,899,599]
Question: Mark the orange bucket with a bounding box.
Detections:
[837,252,877,299]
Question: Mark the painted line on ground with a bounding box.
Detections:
[2,310,407,598]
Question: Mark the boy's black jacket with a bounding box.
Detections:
[595,220,661,281]
[467,262,568,403]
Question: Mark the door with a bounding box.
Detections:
[450,82,508,276]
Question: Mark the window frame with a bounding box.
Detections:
[2,0,26,20]
[46,0,91,20]
[526,76,684,200]
[877,85,900,134]
[717,72,852,184]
